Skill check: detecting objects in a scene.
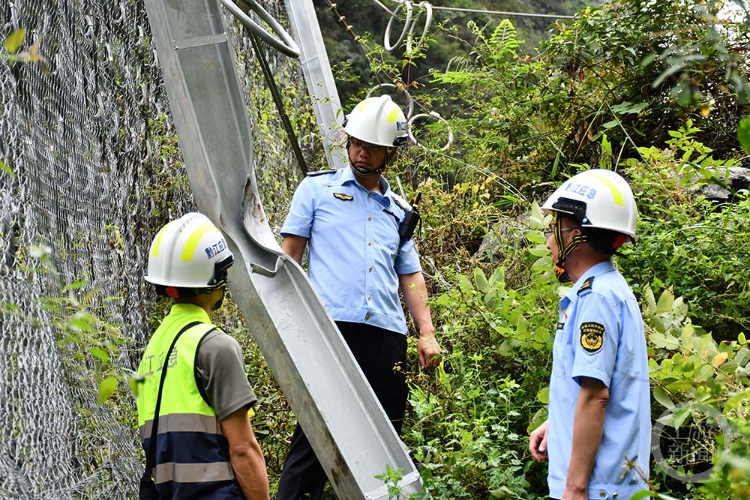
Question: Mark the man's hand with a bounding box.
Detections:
[561,486,588,500]
[529,419,549,462]
[417,332,442,370]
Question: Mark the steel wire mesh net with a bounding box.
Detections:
[0,0,308,497]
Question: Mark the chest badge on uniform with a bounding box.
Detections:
[333,193,354,201]
[580,322,605,354]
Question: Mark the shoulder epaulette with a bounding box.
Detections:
[577,276,595,296]
[306,169,337,177]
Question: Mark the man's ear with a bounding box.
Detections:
[386,148,398,162]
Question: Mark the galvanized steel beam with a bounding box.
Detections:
[142,0,425,498]
[281,0,349,170]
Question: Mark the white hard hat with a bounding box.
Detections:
[145,212,234,288]
[343,95,408,147]
[542,169,638,241]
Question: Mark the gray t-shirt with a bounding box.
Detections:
[195,330,257,421]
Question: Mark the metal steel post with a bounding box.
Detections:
[281,0,349,170]
[142,0,425,498]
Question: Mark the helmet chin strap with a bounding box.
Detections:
[351,163,386,177]
[552,212,587,283]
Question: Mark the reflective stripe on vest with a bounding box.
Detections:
[136,310,239,498]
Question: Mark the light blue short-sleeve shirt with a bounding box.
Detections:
[281,167,422,334]
[547,261,651,500]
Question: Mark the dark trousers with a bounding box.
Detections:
[276,322,408,500]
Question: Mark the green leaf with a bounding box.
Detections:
[672,407,692,428]
[497,339,513,357]
[515,316,529,339]
[97,376,118,405]
[526,231,547,244]
[735,346,750,368]
[653,386,675,409]
[651,332,680,350]
[90,347,110,362]
[4,28,26,54]
[611,101,649,114]
[533,326,550,344]
[529,201,545,226]
[532,255,553,272]
[537,386,549,404]
[643,286,657,315]
[433,293,452,306]
[666,380,693,393]
[738,118,750,154]
[0,159,13,178]
[63,280,87,291]
[628,491,657,500]
[484,289,499,310]
[529,246,549,257]
[724,390,750,413]
[488,267,504,287]
[457,274,473,292]
[474,267,489,293]
[527,407,547,434]
[656,287,675,314]
[640,53,657,67]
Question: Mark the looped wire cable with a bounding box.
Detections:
[406,1,433,53]
[220,0,301,58]
[384,0,413,51]
[408,111,453,152]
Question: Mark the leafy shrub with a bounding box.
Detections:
[641,286,750,498]
[620,124,750,341]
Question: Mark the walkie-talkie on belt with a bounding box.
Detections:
[398,192,421,243]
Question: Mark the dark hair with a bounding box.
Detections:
[583,227,627,257]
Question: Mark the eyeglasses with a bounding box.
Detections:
[349,138,387,154]
[543,227,578,239]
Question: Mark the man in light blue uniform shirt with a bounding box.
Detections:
[280,164,422,332]
[529,169,651,500]
[277,95,442,500]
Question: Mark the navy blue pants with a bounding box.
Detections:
[275,322,408,500]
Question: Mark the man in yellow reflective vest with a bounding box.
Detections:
[137,212,269,499]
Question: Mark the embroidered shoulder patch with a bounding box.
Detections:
[333,192,354,201]
[580,322,605,354]
[577,276,595,295]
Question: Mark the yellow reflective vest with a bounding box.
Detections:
[136,304,243,499]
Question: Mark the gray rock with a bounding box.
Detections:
[697,167,750,201]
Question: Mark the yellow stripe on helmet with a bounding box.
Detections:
[151,221,176,258]
[386,106,400,123]
[181,223,214,261]
[587,172,624,206]
[353,100,368,114]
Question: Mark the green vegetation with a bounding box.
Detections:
[6,0,750,498]
[297,0,749,498]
